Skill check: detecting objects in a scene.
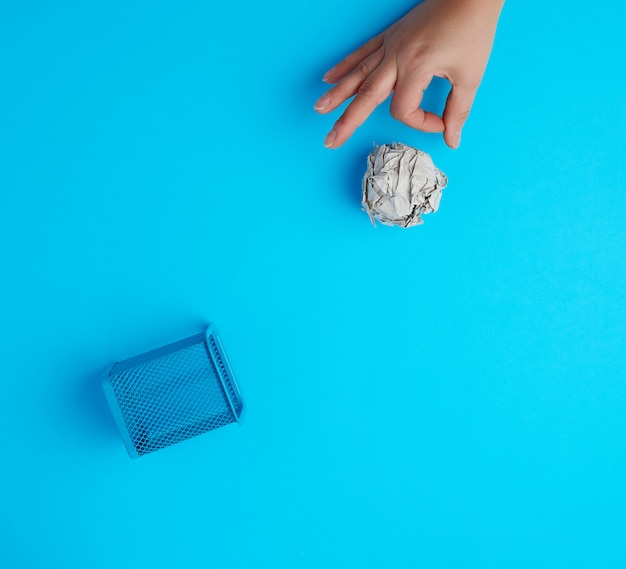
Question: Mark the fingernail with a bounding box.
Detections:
[452,131,461,149]
[324,128,337,148]
[314,94,330,111]
[322,68,335,83]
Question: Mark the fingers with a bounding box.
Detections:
[442,83,477,149]
[324,64,397,148]
[389,73,445,133]
[322,33,384,84]
[314,49,385,115]
[318,37,478,148]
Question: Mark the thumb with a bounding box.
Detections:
[442,84,477,149]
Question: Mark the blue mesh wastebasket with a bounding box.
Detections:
[103,325,245,458]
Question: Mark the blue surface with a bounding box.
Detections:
[1,1,625,567]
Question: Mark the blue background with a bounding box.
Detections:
[1,1,625,567]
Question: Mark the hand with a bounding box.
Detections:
[314,0,504,149]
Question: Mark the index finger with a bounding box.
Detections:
[323,33,384,84]
[324,63,396,148]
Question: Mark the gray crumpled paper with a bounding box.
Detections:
[362,143,448,228]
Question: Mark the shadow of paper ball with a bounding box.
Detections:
[344,150,368,207]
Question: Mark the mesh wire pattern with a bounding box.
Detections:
[104,328,243,458]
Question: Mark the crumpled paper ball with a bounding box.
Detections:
[361,143,448,228]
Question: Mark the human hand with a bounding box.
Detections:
[314,0,504,149]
